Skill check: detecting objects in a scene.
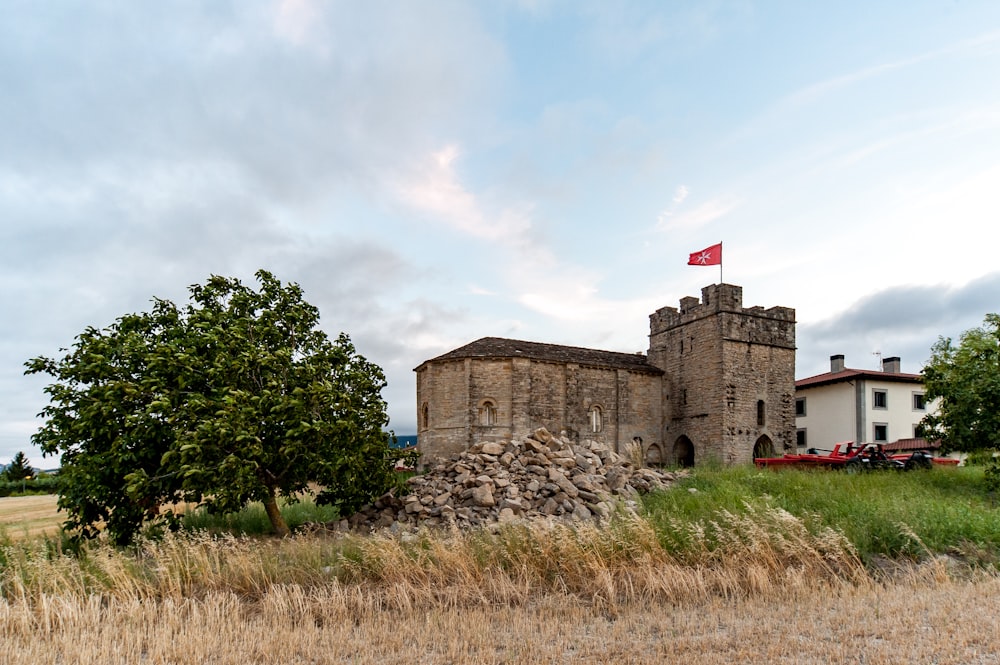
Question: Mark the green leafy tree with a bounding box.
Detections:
[26,270,403,544]
[918,313,1000,490]
[3,451,33,482]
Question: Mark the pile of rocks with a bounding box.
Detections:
[343,427,681,532]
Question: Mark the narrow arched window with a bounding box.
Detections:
[590,405,603,433]
[480,400,497,426]
[422,403,429,429]
[757,400,766,426]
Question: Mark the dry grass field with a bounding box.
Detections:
[0,494,61,541]
[0,572,998,663]
[2,469,999,663]
[0,510,998,663]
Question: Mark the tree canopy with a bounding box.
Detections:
[26,270,404,544]
[918,313,1000,455]
[2,451,33,482]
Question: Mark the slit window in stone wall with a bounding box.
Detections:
[479,400,497,426]
[422,403,429,430]
[590,405,603,433]
[757,400,766,426]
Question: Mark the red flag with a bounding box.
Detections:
[688,243,722,266]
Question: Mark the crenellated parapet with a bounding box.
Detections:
[650,284,795,350]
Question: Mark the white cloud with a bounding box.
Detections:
[781,29,1000,110]
[273,0,323,46]
[395,145,532,241]
[656,184,693,227]
[657,197,738,231]
[467,284,497,296]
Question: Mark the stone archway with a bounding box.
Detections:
[672,436,695,468]
[753,435,775,460]
[644,442,663,467]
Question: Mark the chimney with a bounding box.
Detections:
[882,356,901,373]
[830,354,845,373]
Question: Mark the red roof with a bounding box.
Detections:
[796,367,923,390]
[883,438,941,452]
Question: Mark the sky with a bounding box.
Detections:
[3,1,1000,467]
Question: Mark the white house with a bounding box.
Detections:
[795,355,936,452]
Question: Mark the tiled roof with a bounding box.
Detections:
[416,337,662,374]
[883,437,941,452]
[796,367,923,389]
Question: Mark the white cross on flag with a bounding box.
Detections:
[687,242,722,266]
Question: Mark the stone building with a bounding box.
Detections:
[414,283,796,467]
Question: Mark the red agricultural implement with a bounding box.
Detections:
[754,442,959,472]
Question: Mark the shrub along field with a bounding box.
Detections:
[0,465,998,663]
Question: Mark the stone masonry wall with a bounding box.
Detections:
[469,358,515,443]
[721,339,796,463]
[417,357,662,462]
[416,359,470,462]
[648,311,724,464]
[648,283,796,465]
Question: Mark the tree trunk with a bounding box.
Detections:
[263,490,290,537]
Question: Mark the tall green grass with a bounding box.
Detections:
[643,465,1000,563]
[180,497,340,535]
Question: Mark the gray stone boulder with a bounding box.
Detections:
[344,428,684,532]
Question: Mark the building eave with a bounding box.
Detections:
[796,368,924,390]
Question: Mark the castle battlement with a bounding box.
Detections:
[650,284,794,344]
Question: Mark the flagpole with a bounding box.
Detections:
[719,242,723,284]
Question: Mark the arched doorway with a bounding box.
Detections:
[644,442,663,467]
[672,436,695,468]
[753,435,775,460]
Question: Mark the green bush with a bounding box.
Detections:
[985,460,1000,494]
[0,475,60,497]
[965,449,999,466]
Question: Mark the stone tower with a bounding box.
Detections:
[646,284,796,466]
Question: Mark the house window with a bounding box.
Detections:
[479,400,497,426]
[590,405,603,433]
[796,429,807,447]
[873,423,888,442]
[873,389,888,409]
[757,400,766,427]
[795,398,806,417]
[913,393,926,411]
